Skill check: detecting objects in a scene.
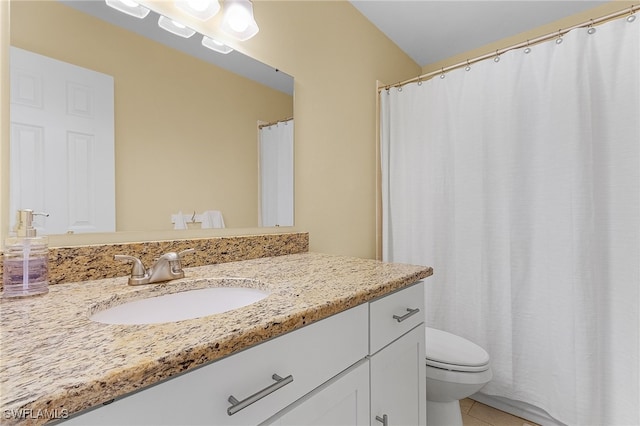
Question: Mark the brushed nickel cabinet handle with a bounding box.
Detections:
[392,307,420,322]
[227,374,293,416]
[376,414,389,425]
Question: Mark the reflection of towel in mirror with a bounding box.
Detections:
[201,210,225,229]
[173,211,188,230]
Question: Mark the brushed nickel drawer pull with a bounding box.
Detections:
[227,373,294,416]
[392,307,420,323]
[376,414,389,425]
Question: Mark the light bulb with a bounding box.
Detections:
[175,0,220,21]
[187,0,210,12]
[158,15,196,38]
[227,5,251,32]
[202,36,234,54]
[220,0,259,40]
[105,0,150,19]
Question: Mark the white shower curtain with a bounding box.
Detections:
[381,17,639,426]
[259,120,294,227]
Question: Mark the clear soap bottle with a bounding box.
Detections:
[2,209,50,298]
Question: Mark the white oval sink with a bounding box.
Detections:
[91,287,269,325]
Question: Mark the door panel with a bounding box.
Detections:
[10,46,115,234]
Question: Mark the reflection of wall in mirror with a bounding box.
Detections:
[9,1,293,233]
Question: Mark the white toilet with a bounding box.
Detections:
[426,327,493,426]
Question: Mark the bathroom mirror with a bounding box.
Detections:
[8,0,294,235]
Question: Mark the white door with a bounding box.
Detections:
[10,46,115,235]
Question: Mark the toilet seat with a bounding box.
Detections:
[426,327,490,373]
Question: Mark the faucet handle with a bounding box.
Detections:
[171,248,195,274]
[114,254,146,278]
[178,248,196,258]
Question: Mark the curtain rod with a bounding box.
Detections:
[258,116,293,129]
[379,4,640,92]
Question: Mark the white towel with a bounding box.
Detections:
[201,210,225,229]
[173,211,188,230]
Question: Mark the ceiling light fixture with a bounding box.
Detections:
[220,0,259,41]
[158,15,196,38]
[202,36,234,54]
[175,0,221,21]
[105,0,150,19]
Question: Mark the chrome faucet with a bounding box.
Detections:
[114,249,195,286]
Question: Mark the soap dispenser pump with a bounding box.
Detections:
[2,209,50,298]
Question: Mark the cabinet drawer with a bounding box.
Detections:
[369,281,424,354]
[65,303,368,425]
[214,303,368,424]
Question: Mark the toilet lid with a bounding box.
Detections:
[426,327,490,371]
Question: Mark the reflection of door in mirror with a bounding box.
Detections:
[10,47,116,235]
[259,119,294,227]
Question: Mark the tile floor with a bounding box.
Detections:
[461,398,540,426]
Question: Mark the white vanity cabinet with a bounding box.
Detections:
[63,282,426,426]
[267,281,426,426]
[64,304,368,425]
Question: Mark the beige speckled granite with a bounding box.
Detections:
[0,252,432,425]
[0,232,308,288]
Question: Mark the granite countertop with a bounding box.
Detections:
[0,252,432,425]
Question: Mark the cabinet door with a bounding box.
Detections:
[264,359,369,426]
[370,325,426,426]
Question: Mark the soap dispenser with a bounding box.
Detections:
[2,209,50,298]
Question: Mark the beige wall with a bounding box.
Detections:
[10,1,292,231]
[5,2,627,259]
[2,0,421,257]
[238,1,421,258]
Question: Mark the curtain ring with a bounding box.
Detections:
[465,60,471,71]
[493,50,501,63]
[417,77,422,86]
[555,29,564,44]
[627,7,636,23]
[524,40,532,54]
[440,68,445,79]
[587,19,596,34]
